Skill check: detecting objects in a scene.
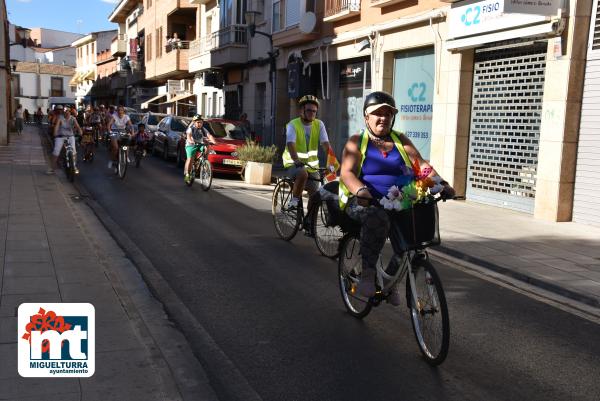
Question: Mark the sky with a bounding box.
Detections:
[6,0,119,35]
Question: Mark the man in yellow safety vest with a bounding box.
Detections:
[281,95,333,215]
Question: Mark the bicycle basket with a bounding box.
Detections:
[389,201,440,253]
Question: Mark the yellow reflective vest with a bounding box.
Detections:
[339,129,413,210]
[282,118,321,172]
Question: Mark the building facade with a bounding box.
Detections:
[573,0,600,227]
[71,30,117,107]
[9,24,81,114]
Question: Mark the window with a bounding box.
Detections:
[147,33,152,60]
[147,0,152,8]
[91,43,95,61]
[272,0,285,32]
[50,77,63,97]
[201,93,207,116]
[156,28,162,57]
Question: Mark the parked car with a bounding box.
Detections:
[176,118,255,174]
[152,115,191,160]
[141,112,167,146]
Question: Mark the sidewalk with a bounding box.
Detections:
[0,126,218,400]
[231,167,600,311]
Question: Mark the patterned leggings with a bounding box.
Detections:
[346,199,390,271]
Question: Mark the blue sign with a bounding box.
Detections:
[393,47,434,160]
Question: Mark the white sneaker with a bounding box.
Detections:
[107,161,113,169]
[357,268,377,298]
[286,197,299,209]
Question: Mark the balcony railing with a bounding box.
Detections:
[189,39,201,58]
[324,0,360,22]
[212,25,247,49]
[165,40,190,53]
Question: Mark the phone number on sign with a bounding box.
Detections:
[406,131,429,139]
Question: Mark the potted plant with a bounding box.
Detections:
[236,139,277,185]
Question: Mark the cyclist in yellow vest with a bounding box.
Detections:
[282,95,333,212]
[339,91,455,304]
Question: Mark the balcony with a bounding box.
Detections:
[147,42,189,80]
[111,34,127,57]
[210,25,248,68]
[324,0,360,22]
[165,0,197,16]
[370,0,408,7]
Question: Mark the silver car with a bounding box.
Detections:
[151,115,191,160]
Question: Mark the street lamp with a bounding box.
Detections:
[244,10,278,146]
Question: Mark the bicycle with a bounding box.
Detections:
[271,166,344,258]
[57,135,76,183]
[81,126,95,162]
[185,142,212,191]
[112,129,131,179]
[338,195,462,366]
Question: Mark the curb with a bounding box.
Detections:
[434,245,600,310]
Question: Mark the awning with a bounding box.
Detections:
[69,72,82,85]
[141,93,167,109]
[445,20,563,51]
[161,93,196,105]
[82,70,96,81]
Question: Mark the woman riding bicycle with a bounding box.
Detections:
[184,115,216,184]
[48,106,82,175]
[339,91,455,305]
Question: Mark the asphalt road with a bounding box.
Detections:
[75,146,600,401]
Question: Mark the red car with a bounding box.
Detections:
[177,118,256,174]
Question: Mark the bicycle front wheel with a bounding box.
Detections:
[65,151,75,182]
[407,258,449,365]
[199,158,212,191]
[312,200,344,258]
[118,147,127,179]
[338,234,371,318]
[271,179,300,241]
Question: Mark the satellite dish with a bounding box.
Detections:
[299,12,317,34]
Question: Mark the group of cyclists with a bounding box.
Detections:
[45,104,150,175]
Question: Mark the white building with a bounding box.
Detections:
[9,24,82,114]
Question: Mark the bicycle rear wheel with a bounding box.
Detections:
[118,147,127,179]
[338,234,371,318]
[312,200,344,258]
[272,179,300,241]
[406,257,449,366]
[65,151,75,182]
[199,158,212,191]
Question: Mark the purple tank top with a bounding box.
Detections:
[360,141,413,199]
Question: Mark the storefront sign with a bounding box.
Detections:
[393,48,434,160]
[448,0,555,39]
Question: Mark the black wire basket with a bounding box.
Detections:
[389,201,440,252]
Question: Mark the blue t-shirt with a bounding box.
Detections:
[360,141,414,199]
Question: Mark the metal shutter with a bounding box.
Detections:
[466,42,547,213]
[573,0,600,226]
